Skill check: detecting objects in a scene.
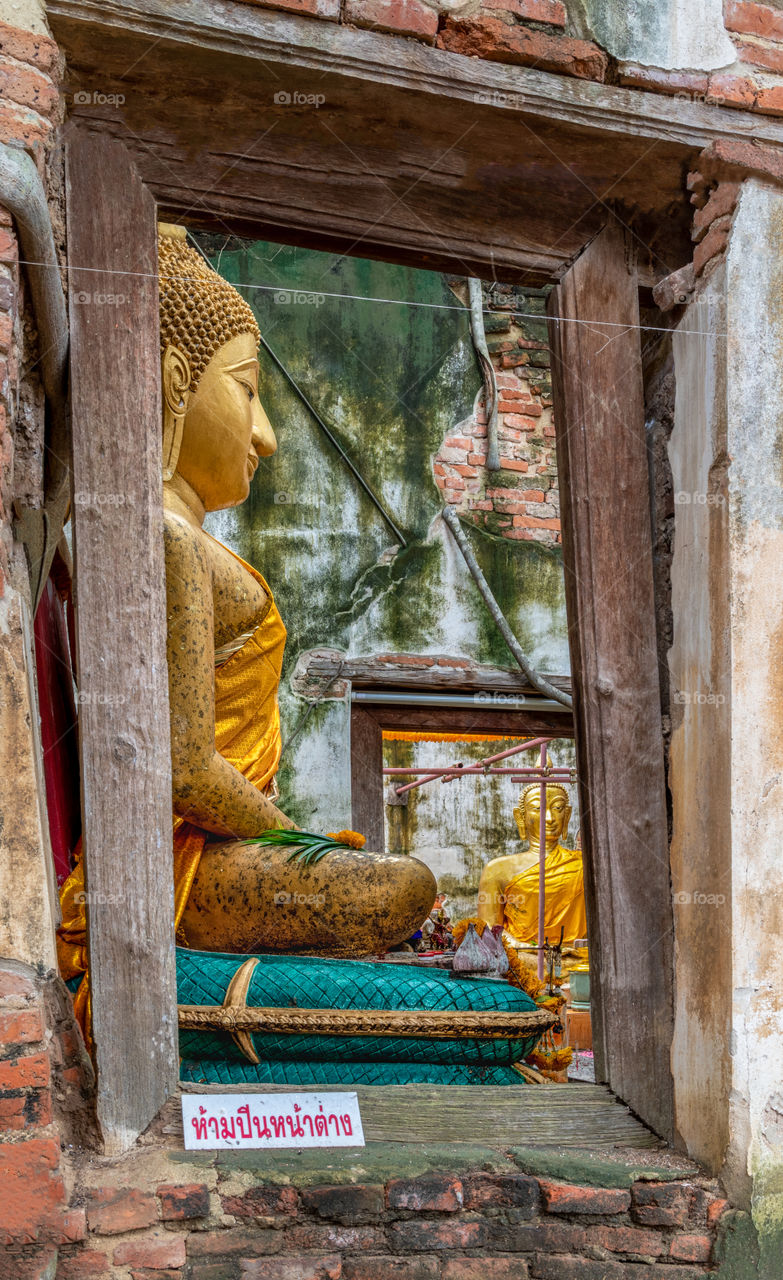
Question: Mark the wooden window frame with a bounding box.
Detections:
[57,8,693,1149]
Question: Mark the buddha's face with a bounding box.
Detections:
[514,787,571,853]
[169,332,277,512]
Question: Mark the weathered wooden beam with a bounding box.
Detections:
[291,649,572,699]
[547,222,674,1143]
[67,128,177,1153]
[350,706,385,853]
[49,0,783,151]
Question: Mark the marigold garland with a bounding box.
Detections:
[451,918,545,1002]
[325,829,366,849]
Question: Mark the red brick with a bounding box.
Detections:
[242,0,339,15]
[618,63,709,96]
[708,71,757,107]
[433,462,447,475]
[462,1173,538,1213]
[387,1176,463,1212]
[481,0,566,24]
[86,1187,158,1235]
[467,453,486,465]
[113,1235,186,1268]
[443,436,474,450]
[437,16,608,81]
[538,1180,630,1215]
[631,1183,693,1227]
[0,62,58,114]
[500,353,527,368]
[693,182,740,241]
[499,400,540,415]
[54,1249,111,1279]
[442,1261,529,1280]
[693,217,731,277]
[0,21,58,71]
[0,1008,43,1048]
[453,464,478,478]
[668,1233,713,1262]
[707,1196,730,1225]
[509,514,560,529]
[345,0,437,39]
[754,83,783,113]
[128,1272,181,1280]
[157,1182,211,1221]
[286,1222,386,1252]
[0,971,34,1000]
[499,457,530,472]
[503,413,538,430]
[587,1223,665,1255]
[187,1228,283,1257]
[240,1260,341,1280]
[0,1051,49,1090]
[467,499,492,511]
[56,1209,87,1243]
[0,1139,65,1244]
[342,1260,440,1280]
[736,33,783,73]
[0,229,18,263]
[726,0,783,38]
[301,1184,384,1224]
[387,1217,488,1251]
[0,101,52,158]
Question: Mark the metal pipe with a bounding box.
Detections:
[441,506,574,710]
[538,741,547,981]
[392,735,555,797]
[384,767,572,777]
[351,690,568,712]
[0,142,70,609]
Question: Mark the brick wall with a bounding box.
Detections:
[43,1164,731,1278]
[232,0,783,122]
[433,285,560,546]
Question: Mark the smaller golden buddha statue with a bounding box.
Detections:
[477,783,587,968]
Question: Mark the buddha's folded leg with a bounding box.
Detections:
[179,841,437,956]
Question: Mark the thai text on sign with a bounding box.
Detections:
[181,1091,365,1149]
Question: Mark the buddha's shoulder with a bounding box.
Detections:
[162,507,212,570]
[479,852,525,881]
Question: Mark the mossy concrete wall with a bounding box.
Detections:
[200,237,569,878]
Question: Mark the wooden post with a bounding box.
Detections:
[350,705,385,852]
[66,129,177,1153]
[547,222,674,1141]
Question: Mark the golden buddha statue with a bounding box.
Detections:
[58,228,435,991]
[477,782,587,967]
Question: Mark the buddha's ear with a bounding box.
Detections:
[161,345,192,481]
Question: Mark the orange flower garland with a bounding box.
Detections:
[325,829,366,849]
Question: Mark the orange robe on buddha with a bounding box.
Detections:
[57,549,286,1038]
[503,844,587,952]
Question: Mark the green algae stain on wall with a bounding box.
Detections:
[198,234,570,840]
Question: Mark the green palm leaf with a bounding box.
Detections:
[242,828,356,866]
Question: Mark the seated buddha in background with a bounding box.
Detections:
[477,782,587,968]
[58,226,435,982]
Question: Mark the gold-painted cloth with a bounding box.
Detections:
[504,844,587,950]
[57,548,287,1038]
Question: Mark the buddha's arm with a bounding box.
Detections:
[477,860,506,929]
[164,520,295,838]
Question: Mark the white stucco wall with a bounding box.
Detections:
[581,0,734,71]
[670,182,783,1261]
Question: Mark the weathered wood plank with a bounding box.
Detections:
[359,704,573,740]
[67,128,177,1153]
[547,223,674,1143]
[49,0,783,150]
[350,706,385,853]
[170,1083,662,1148]
[292,649,572,698]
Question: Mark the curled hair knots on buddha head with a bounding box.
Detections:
[158,229,261,393]
[520,781,570,809]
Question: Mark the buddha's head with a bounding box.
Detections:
[513,783,571,853]
[158,226,276,512]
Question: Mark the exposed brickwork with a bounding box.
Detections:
[433,284,559,546]
[437,14,609,81]
[344,0,438,40]
[49,1169,727,1278]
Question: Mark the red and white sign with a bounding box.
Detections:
[182,1091,365,1150]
